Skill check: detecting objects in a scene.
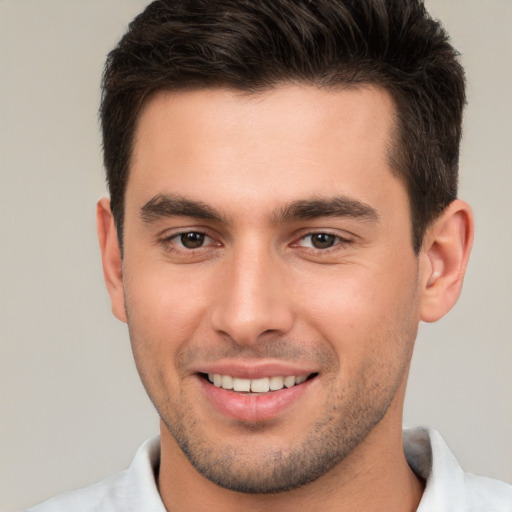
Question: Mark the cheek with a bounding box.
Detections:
[123,269,210,410]
[123,262,212,360]
[297,261,420,355]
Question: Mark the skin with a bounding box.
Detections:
[98,84,473,512]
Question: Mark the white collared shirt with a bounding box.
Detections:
[24,427,512,511]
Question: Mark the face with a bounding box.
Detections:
[115,85,423,492]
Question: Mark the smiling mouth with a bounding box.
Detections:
[200,373,318,394]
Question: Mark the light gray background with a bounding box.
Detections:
[1,1,511,510]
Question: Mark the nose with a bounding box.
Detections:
[209,243,294,346]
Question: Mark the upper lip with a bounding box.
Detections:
[193,360,318,380]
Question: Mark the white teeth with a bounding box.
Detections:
[269,376,284,390]
[207,373,310,393]
[284,376,296,388]
[221,375,234,390]
[251,377,270,393]
[233,378,251,392]
[295,374,307,385]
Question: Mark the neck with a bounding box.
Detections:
[158,416,424,512]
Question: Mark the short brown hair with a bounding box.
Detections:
[101,0,465,253]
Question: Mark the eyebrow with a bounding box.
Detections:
[274,196,379,224]
[140,193,379,225]
[140,194,225,224]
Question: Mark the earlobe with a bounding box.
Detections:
[97,198,127,323]
[419,199,474,323]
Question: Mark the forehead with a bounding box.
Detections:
[127,84,402,219]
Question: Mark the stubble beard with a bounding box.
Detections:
[156,362,407,494]
[126,295,417,495]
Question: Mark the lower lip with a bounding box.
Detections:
[199,377,314,422]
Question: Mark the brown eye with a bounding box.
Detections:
[309,233,337,249]
[180,232,206,249]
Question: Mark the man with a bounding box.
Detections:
[25,0,512,511]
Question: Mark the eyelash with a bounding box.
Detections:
[292,232,353,252]
[160,231,219,252]
[159,230,353,254]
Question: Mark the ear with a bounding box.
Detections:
[97,198,127,323]
[419,199,474,323]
